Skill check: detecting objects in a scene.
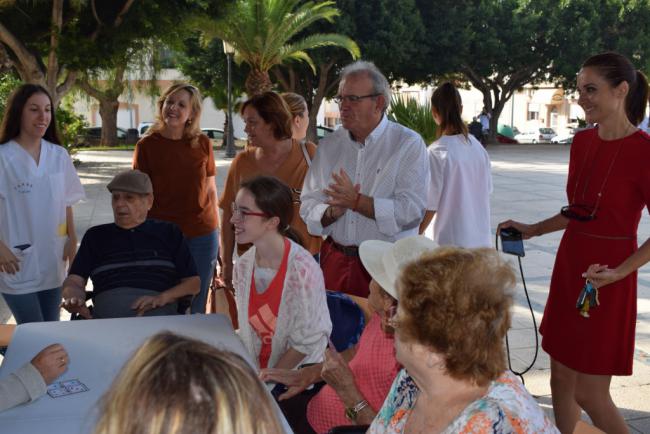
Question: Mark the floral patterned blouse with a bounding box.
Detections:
[368,369,559,433]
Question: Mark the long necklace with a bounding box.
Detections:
[568,131,628,214]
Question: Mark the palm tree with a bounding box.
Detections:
[199,0,360,96]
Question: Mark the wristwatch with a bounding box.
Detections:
[344,399,369,422]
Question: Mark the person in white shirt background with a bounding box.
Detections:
[0,84,85,323]
[300,60,430,299]
[420,82,493,248]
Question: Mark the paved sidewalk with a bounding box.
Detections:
[2,144,649,431]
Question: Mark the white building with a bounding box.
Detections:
[73,68,584,140]
[72,69,250,139]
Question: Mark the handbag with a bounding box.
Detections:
[206,257,239,329]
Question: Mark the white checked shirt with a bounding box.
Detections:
[300,116,430,246]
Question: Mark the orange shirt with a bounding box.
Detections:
[220,140,322,255]
[248,237,290,369]
[133,133,219,238]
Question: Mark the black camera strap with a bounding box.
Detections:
[495,233,539,386]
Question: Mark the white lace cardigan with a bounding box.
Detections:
[234,239,332,370]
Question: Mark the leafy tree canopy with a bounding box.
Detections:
[415,0,650,142]
[194,0,360,95]
[177,35,249,110]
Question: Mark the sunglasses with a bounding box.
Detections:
[560,204,597,222]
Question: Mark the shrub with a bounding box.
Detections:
[56,104,88,153]
[388,96,437,144]
[0,73,21,120]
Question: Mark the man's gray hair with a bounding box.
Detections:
[340,60,391,111]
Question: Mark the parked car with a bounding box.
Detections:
[202,128,224,142]
[76,127,132,147]
[496,134,519,144]
[551,128,579,144]
[138,122,154,137]
[514,127,557,143]
[317,125,334,140]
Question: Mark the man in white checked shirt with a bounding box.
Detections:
[300,60,430,298]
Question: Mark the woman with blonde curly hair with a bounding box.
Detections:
[94,332,284,434]
[134,83,219,313]
[369,247,558,433]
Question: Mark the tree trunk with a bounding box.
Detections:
[245,69,273,96]
[272,62,336,144]
[0,0,135,106]
[98,99,120,147]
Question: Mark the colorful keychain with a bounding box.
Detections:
[576,279,600,318]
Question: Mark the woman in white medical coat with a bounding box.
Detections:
[0,84,84,323]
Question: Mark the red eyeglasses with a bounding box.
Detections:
[231,203,269,220]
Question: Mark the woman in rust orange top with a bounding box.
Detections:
[220,92,321,292]
[133,83,219,314]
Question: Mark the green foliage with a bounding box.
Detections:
[194,0,360,94]
[0,73,21,120]
[548,0,650,88]
[413,0,650,143]
[333,0,427,83]
[388,96,437,144]
[56,102,88,152]
[176,35,249,110]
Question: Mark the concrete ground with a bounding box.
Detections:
[1,144,649,432]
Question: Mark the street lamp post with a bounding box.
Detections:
[223,41,236,158]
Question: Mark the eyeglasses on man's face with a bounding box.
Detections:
[231,203,269,221]
[333,93,381,105]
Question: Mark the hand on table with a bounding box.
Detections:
[0,242,19,274]
[582,263,624,289]
[31,344,68,385]
[259,367,313,401]
[131,293,169,316]
[496,219,537,240]
[324,169,360,210]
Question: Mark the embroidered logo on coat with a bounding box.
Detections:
[13,182,33,193]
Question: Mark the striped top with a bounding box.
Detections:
[69,220,197,294]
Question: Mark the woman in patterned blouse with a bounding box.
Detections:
[369,247,559,434]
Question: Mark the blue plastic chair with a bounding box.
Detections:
[326,290,366,352]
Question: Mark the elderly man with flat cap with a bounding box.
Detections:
[61,170,199,319]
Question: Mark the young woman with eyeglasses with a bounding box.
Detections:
[231,176,331,372]
[133,83,219,314]
[498,52,650,434]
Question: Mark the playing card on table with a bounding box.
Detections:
[47,379,89,398]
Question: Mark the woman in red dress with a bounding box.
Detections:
[499,52,650,434]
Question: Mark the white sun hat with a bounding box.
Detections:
[359,235,439,300]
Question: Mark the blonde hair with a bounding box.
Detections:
[147,83,203,148]
[281,92,307,118]
[94,332,284,434]
[397,247,515,386]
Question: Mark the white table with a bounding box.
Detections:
[0,315,293,433]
